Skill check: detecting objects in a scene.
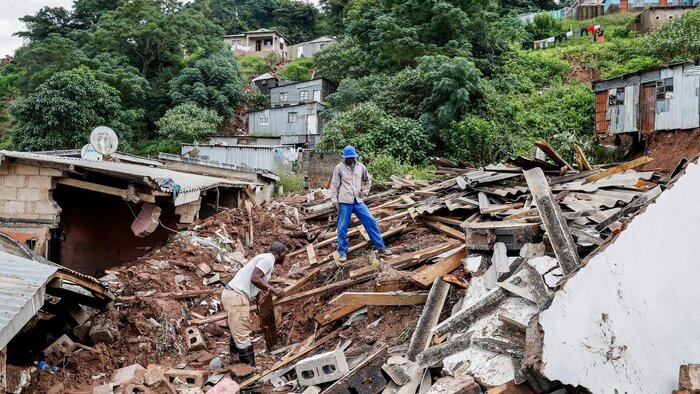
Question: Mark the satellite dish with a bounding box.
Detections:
[80,144,103,161]
[90,126,119,155]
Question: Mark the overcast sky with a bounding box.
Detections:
[1,0,74,57]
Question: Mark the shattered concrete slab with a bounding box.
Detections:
[539,162,700,393]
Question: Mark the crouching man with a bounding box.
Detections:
[221,242,287,366]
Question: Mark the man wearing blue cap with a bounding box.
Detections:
[330,146,393,262]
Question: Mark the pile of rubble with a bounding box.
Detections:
[24,141,686,393]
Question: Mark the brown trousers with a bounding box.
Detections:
[221,289,252,347]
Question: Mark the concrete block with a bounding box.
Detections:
[206,377,240,394]
[44,334,76,360]
[679,364,700,392]
[164,369,205,388]
[93,382,117,394]
[427,374,482,394]
[111,364,146,386]
[90,319,118,344]
[26,175,54,189]
[144,366,177,394]
[34,200,60,215]
[13,164,40,176]
[122,382,155,394]
[18,188,43,202]
[0,187,17,201]
[3,175,26,188]
[301,386,322,394]
[185,326,206,352]
[3,201,25,214]
[295,349,349,386]
[57,299,89,325]
[39,167,63,176]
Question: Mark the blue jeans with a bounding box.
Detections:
[337,200,385,256]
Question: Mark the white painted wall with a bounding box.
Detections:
[540,162,700,393]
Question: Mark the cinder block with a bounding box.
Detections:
[0,187,17,201]
[3,175,27,188]
[122,382,155,394]
[17,188,44,202]
[44,334,76,360]
[164,369,205,388]
[295,349,349,386]
[26,175,54,189]
[34,201,60,215]
[111,364,146,386]
[90,319,118,344]
[39,167,63,177]
[3,201,25,214]
[13,164,40,175]
[144,365,177,394]
[185,327,206,352]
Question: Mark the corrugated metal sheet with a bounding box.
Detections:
[641,70,660,84]
[656,65,684,131]
[249,103,323,136]
[0,250,57,350]
[0,151,250,196]
[182,145,294,174]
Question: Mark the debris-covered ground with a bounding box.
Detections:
[16,144,691,393]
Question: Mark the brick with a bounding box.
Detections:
[3,175,27,188]
[13,165,40,175]
[295,349,349,386]
[0,188,17,201]
[185,326,206,352]
[3,201,25,214]
[17,188,44,202]
[206,377,240,394]
[164,369,205,388]
[26,175,54,189]
[195,263,211,278]
[39,167,63,177]
[111,364,146,386]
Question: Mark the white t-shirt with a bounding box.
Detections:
[227,253,275,301]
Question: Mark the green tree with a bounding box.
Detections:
[156,103,222,143]
[644,9,700,62]
[169,51,245,118]
[418,55,483,136]
[314,37,369,82]
[525,12,562,40]
[15,7,74,41]
[278,57,314,81]
[12,68,126,151]
[72,0,124,29]
[95,0,223,77]
[271,0,320,43]
[13,34,82,93]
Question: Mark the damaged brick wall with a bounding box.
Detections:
[302,151,340,189]
[0,162,62,252]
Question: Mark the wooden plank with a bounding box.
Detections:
[348,241,459,279]
[275,276,372,306]
[481,203,525,215]
[534,140,574,172]
[240,332,338,388]
[314,304,365,326]
[56,178,155,203]
[423,220,464,240]
[358,225,370,241]
[258,292,277,351]
[423,215,464,226]
[573,144,592,171]
[316,225,407,265]
[410,248,466,288]
[329,291,429,306]
[582,156,653,185]
[306,244,317,265]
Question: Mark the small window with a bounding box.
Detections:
[320,43,326,48]
[288,112,298,123]
[279,92,288,102]
[299,90,309,101]
[656,16,660,19]
[259,115,269,125]
[656,78,674,101]
[264,39,273,46]
[608,88,624,106]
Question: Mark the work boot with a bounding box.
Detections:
[338,254,347,262]
[229,339,240,362]
[238,345,256,368]
[378,248,394,256]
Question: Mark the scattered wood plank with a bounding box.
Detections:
[573,144,592,171]
[358,225,370,241]
[410,248,466,288]
[423,220,464,240]
[314,305,365,326]
[582,156,653,185]
[534,140,574,172]
[329,291,429,306]
[276,276,372,306]
[348,241,459,279]
[306,244,317,265]
[481,202,525,215]
[423,215,464,226]
[258,292,277,351]
[56,178,155,203]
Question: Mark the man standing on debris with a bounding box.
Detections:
[331,146,393,262]
[221,242,287,367]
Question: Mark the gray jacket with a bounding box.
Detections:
[330,161,372,204]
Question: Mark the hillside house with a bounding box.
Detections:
[593,61,700,135]
[224,29,290,61]
[252,73,295,95]
[247,79,336,146]
[291,36,336,59]
[605,0,696,13]
[629,5,697,33]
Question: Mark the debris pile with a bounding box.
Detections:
[21,142,680,393]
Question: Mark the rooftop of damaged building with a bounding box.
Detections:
[5,142,693,394]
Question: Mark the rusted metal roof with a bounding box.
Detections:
[0,250,57,350]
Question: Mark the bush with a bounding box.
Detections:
[525,13,562,41]
[444,116,517,166]
[275,173,304,196]
[246,92,270,111]
[278,57,315,81]
[365,154,436,183]
[238,56,270,77]
[156,103,222,143]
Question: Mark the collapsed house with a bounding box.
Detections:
[0,150,258,275]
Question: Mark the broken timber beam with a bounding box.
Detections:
[423,220,464,240]
[276,276,372,306]
[523,168,580,275]
[582,156,653,185]
[534,140,574,173]
[329,291,429,306]
[258,292,277,351]
[349,241,459,279]
[410,247,466,288]
[432,287,508,337]
[406,277,451,362]
[315,305,365,326]
[56,178,155,203]
[573,144,592,171]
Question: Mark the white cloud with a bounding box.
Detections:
[1,0,74,57]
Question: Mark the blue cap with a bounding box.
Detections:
[342,146,358,158]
